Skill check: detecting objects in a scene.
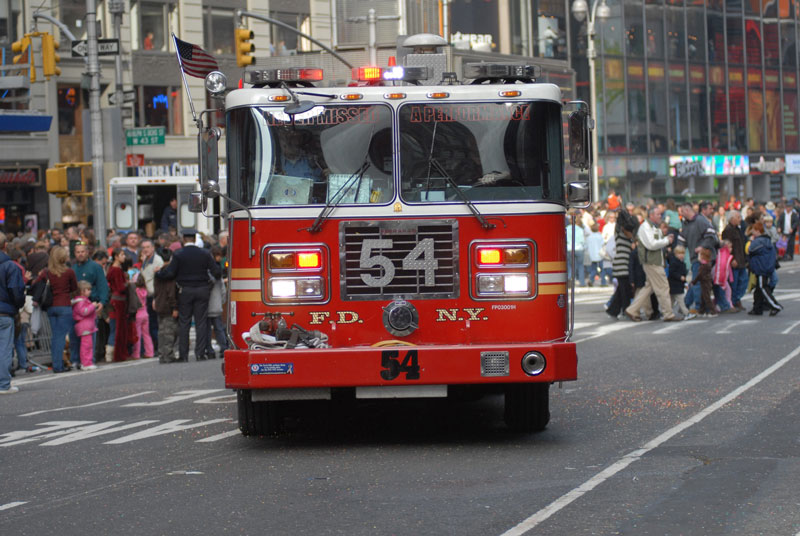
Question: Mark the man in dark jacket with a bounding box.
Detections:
[775,204,799,260]
[748,222,782,316]
[156,229,221,362]
[721,212,748,311]
[0,232,26,394]
[678,203,726,313]
[69,243,110,368]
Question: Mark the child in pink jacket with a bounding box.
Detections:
[72,281,98,370]
[131,274,154,359]
[714,239,734,306]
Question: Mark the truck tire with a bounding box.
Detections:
[504,383,550,432]
[237,389,281,437]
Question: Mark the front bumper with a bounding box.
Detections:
[224,342,577,390]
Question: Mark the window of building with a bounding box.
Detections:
[134,85,182,134]
[709,68,728,152]
[729,69,746,151]
[744,19,762,68]
[600,0,624,55]
[707,13,724,63]
[747,74,764,152]
[60,0,92,41]
[604,58,627,152]
[765,87,782,152]
[204,7,235,55]
[624,0,644,57]
[648,62,668,153]
[763,22,779,68]
[689,67,709,152]
[782,19,799,152]
[665,6,684,60]
[686,4,705,62]
[268,10,310,55]
[644,3,664,59]
[535,1,567,60]
[0,0,21,47]
[726,14,744,64]
[140,2,167,51]
[668,66,688,152]
[628,61,647,152]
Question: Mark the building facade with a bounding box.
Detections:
[571,0,800,202]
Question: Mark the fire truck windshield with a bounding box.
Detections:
[227,104,394,207]
[398,100,564,203]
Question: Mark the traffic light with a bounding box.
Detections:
[11,35,34,82]
[235,27,255,67]
[41,32,61,79]
[46,163,92,194]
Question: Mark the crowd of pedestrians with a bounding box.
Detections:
[0,224,229,394]
[567,193,799,322]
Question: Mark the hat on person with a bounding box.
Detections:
[181,228,197,237]
[766,201,776,210]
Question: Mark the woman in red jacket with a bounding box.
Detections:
[33,246,77,372]
[106,249,130,362]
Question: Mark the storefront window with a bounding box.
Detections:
[135,85,182,134]
[625,0,644,57]
[204,7,234,55]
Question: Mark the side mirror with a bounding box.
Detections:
[188,191,204,213]
[198,127,222,197]
[567,181,591,208]
[568,110,592,170]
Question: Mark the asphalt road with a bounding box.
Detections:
[1,261,799,536]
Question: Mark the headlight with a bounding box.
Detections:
[268,277,324,300]
[205,71,228,96]
[476,274,530,296]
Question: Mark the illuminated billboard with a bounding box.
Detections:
[669,155,749,177]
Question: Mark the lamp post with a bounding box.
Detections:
[572,0,610,203]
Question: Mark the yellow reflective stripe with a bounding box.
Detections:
[538,284,566,295]
[538,261,567,272]
[231,268,261,278]
[230,291,261,302]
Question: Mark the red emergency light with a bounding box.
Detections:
[352,67,382,82]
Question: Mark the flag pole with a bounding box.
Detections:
[172,33,200,128]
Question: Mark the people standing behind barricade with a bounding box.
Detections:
[776,203,798,260]
[205,245,227,360]
[565,214,586,286]
[139,239,164,353]
[131,274,154,360]
[625,207,678,322]
[153,259,179,364]
[667,245,690,319]
[33,246,77,373]
[106,249,131,362]
[90,250,110,363]
[0,232,26,393]
[26,242,49,278]
[156,229,221,363]
[747,221,783,316]
[70,243,109,368]
[71,281,98,370]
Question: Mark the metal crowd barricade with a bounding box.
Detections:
[26,309,53,369]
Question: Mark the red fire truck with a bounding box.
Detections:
[191,34,593,436]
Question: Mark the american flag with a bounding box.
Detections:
[174,36,219,79]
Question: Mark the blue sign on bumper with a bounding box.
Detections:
[250,363,294,375]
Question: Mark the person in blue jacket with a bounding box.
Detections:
[0,232,26,394]
[747,221,782,316]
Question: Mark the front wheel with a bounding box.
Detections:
[504,383,550,432]
[237,389,282,437]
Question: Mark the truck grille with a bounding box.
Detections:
[340,220,459,300]
[480,351,509,377]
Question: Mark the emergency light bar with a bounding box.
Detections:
[245,68,324,85]
[463,63,541,81]
[350,65,430,83]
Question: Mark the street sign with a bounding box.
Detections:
[126,126,165,146]
[71,39,120,58]
[126,154,145,167]
[109,90,137,105]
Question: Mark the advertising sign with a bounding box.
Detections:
[669,155,749,177]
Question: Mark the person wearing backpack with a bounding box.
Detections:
[0,232,26,394]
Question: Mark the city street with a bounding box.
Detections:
[1,262,799,536]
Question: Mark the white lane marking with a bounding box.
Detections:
[122,389,224,407]
[104,419,232,444]
[572,322,599,330]
[0,421,96,447]
[0,501,27,511]
[12,359,155,385]
[39,421,159,446]
[193,394,237,404]
[501,343,800,536]
[651,319,708,335]
[196,429,241,443]
[715,320,758,335]
[20,392,156,417]
[782,320,800,335]
[572,322,634,343]
[770,292,800,301]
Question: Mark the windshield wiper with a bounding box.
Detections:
[304,159,371,233]
[428,157,495,230]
